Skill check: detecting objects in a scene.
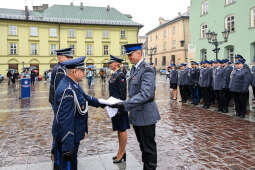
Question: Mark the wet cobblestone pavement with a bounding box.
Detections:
[1,75,255,169]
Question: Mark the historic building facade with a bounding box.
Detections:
[0,3,142,75]
[189,0,255,64]
[146,14,190,70]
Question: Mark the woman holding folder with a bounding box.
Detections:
[108,55,130,163]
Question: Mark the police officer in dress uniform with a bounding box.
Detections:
[169,64,178,100]
[190,61,200,105]
[178,63,190,103]
[229,59,250,118]
[51,56,106,170]
[199,61,211,109]
[49,48,73,106]
[222,59,233,112]
[108,55,130,163]
[112,43,160,170]
[213,60,226,112]
[49,48,73,170]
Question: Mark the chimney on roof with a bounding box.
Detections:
[32,4,48,11]
[106,5,110,12]
[80,2,84,10]
[159,17,165,25]
[70,2,73,6]
[125,14,132,19]
[25,6,29,20]
[178,12,182,16]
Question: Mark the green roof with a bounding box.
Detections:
[0,5,143,27]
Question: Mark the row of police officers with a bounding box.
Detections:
[169,54,252,118]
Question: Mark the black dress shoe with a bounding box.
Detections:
[113,153,126,163]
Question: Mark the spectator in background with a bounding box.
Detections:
[87,68,93,88]
[7,70,12,86]
[31,70,36,86]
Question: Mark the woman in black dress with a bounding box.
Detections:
[108,55,130,163]
[169,64,178,100]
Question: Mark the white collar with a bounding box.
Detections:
[135,58,144,68]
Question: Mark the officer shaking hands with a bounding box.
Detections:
[51,56,106,170]
[112,43,160,170]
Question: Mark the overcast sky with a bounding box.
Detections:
[1,0,190,36]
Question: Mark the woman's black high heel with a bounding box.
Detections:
[113,153,126,163]
[112,156,117,160]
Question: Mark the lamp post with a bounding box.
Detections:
[148,47,157,65]
[205,29,230,60]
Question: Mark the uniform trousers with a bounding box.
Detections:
[179,85,189,102]
[223,88,231,111]
[201,87,211,107]
[133,124,157,170]
[54,141,80,170]
[190,85,199,104]
[233,92,249,117]
[209,87,215,105]
[215,90,225,111]
[252,86,255,99]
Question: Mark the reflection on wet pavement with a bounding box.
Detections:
[1,76,255,169]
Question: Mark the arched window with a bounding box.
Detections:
[225,15,235,32]
[200,23,208,38]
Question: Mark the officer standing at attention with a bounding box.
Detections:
[178,63,190,103]
[222,59,233,112]
[52,56,106,170]
[112,43,160,170]
[213,60,226,112]
[190,61,200,105]
[251,59,255,100]
[49,48,73,169]
[169,64,178,100]
[49,48,73,106]
[199,61,211,109]
[108,55,130,164]
[229,59,250,118]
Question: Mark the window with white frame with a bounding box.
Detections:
[69,29,75,38]
[50,44,56,55]
[120,30,126,39]
[30,27,38,36]
[163,42,167,50]
[201,1,208,15]
[9,26,17,36]
[225,15,235,32]
[103,30,108,38]
[251,7,255,27]
[227,46,235,62]
[226,0,236,5]
[31,43,38,55]
[121,45,125,55]
[10,43,17,55]
[172,40,176,49]
[163,30,167,38]
[103,45,109,55]
[87,45,92,56]
[50,28,57,37]
[201,49,207,61]
[86,30,92,38]
[172,26,176,34]
[201,23,208,38]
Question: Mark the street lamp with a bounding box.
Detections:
[148,47,157,65]
[206,29,230,60]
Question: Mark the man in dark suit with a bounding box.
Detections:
[112,43,160,170]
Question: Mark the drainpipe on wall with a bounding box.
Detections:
[182,18,187,62]
[58,23,61,49]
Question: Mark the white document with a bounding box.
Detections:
[98,96,123,106]
[105,106,118,118]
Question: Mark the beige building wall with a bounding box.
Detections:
[146,15,191,70]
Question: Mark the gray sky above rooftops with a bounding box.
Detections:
[0,0,190,36]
